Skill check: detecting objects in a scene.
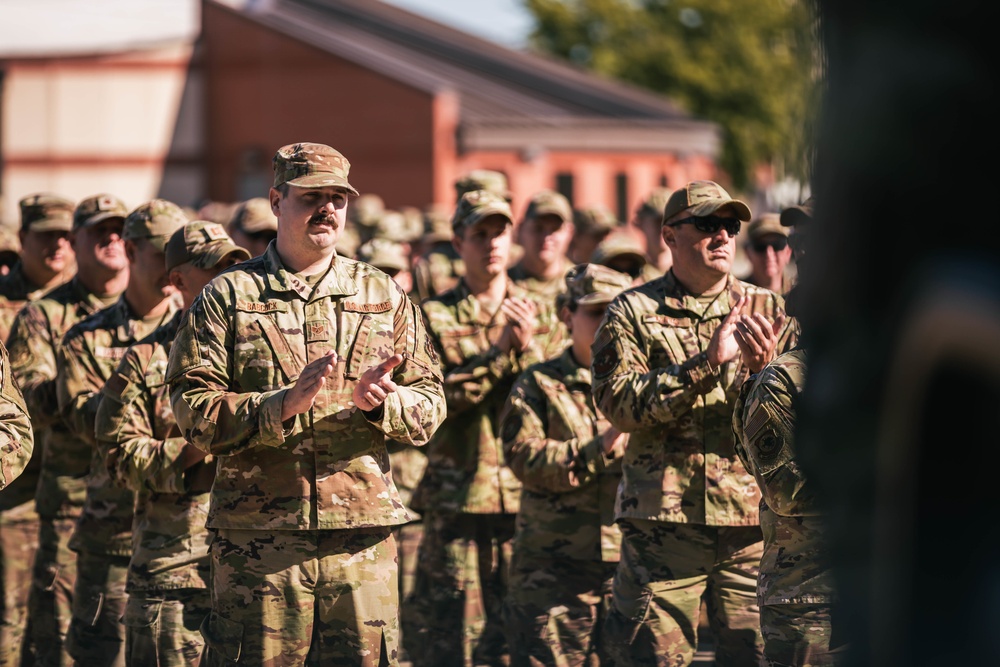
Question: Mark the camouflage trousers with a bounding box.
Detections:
[393,519,423,664]
[502,557,618,667]
[402,512,515,667]
[27,516,79,667]
[66,551,129,667]
[203,526,398,666]
[760,605,845,667]
[604,520,764,667]
[0,500,39,667]
[124,589,211,667]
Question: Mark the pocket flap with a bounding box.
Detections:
[200,610,243,662]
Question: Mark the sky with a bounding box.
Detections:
[380,0,535,49]
[0,0,535,57]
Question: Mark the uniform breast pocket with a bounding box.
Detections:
[641,318,690,370]
[345,313,395,380]
[436,325,481,369]
[232,316,294,391]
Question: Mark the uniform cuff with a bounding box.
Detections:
[258,389,290,447]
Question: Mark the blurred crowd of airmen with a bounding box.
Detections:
[0,139,839,667]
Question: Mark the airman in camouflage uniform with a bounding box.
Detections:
[499,263,631,667]
[166,142,446,666]
[227,197,277,258]
[592,181,797,667]
[508,190,575,305]
[568,204,618,265]
[57,198,186,667]
[404,190,567,667]
[630,188,673,281]
[0,194,76,667]
[97,221,249,667]
[732,198,843,667]
[410,170,508,304]
[7,193,131,667]
[591,231,651,288]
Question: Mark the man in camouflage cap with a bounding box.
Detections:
[592,179,798,666]
[499,262,631,666]
[731,196,845,665]
[227,196,278,258]
[591,229,651,287]
[631,187,674,280]
[742,212,794,294]
[509,189,575,306]
[454,169,511,203]
[569,203,618,264]
[405,189,567,667]
[97,220,248,667]
[6,192,131,667]
[410,204,464,304]
[166,141,445,666]
[0,194,79,340]
[346,192,385,249]
[57,198,186,667]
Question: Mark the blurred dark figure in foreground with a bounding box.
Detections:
[800,2,1000,666]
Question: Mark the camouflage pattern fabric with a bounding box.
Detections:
[604,520,763,667]
[95,313,213,666]
[591,271,797,526]
[56,295,180,667]
[206,527,398,666]
[499,348,623,666]
[507,260,570,305]
[402,512,516,667]
[405,279,566,667]
[64,553,128,667]
[123,590,210,667]
[5,276,120,666]
[732,349,843,665]
[0,260,62,340]
[411,243,464,304]
[166,243,444,531]
[387,439,427,657]
[0,341,33,492]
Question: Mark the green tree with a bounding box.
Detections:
[524,0,821,191]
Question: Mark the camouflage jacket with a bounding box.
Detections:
[411,244,464,304]
[0,261,58,342]
[500,348,622,563]
[57,295,181,556]
[6,277,120,518]
[0,341,33,492]
[412,279,567,515]
[166,245,446,532]
[507,260,569,304]
[732,348,835,605]
[591,271,797,526]
[98,312,211,592]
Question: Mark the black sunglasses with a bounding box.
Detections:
[751,238,788,253]
[668,215,741,236]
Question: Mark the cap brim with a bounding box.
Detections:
[600,251,647,266]
[286,174,360,196]
[455,206,512,231]
[195,242,251,270]
[29,217,74,233]
[530,206,571,222]
[780,207,812,227]
[688,199,752,222]
[576,293,618,306]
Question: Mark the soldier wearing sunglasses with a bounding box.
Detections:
[742,213,794,295]
[592,180,798,667]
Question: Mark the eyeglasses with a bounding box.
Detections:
[668,215,741,236]
[750,238,788,253]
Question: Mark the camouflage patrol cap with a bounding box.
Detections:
[272,142,359,196]
[525,190,573,224]
[780,196,814,227]
[72,193,129,230]
[564,262,632,306]
[19,193,75,232]
[452,190,513,232]
[746,213,789,242]
[357,238,409,273]
[123,199,189,251]
[636,187,673,220]
[455,170,511,202]
[422,205,453,243]
[229,197,277,234]
[373,210,413,244]
[591,230,647,269]
[573,205,618,235]
[663,180,751,222]
[165,220,251,272]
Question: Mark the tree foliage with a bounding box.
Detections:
[523,0,822,190]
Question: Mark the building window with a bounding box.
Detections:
[556,173,574,207]
[615,172,628,223]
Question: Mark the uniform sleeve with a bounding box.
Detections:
[166,287,287,456]
[365,291,446,447]
[0,342,34,491]
[55,329,104,446]
[6,304,60,427]
[500,369,609,494]
[591,298,717,433]
[99,348,189,494]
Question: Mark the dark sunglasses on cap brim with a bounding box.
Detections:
[751,238,788,253]
[667,215,741,236]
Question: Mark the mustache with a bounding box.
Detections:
[308,213,337,225]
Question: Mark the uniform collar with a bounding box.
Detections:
[557,347,592,388]
[661,270,744,319]
[262,242,358,301]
